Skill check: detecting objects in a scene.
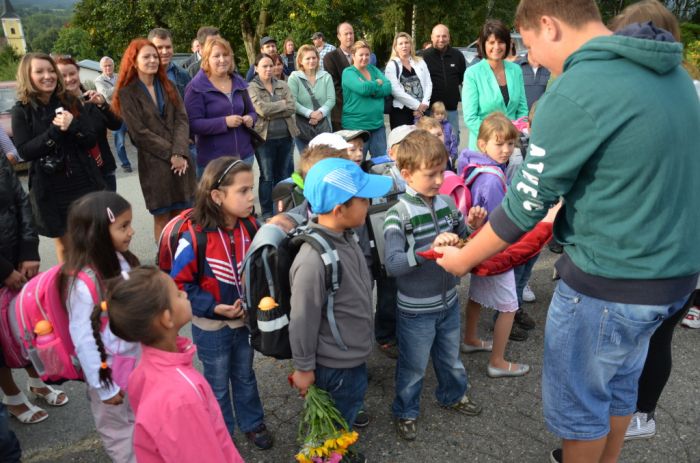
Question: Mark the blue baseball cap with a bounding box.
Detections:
[304,158,392,214]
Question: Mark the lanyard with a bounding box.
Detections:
[216,223,247,298]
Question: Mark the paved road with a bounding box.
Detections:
[11,124,700,463]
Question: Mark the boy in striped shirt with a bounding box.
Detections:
[383,130,481,441]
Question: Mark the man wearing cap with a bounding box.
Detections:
[290,158,391,463]
[422,24,466,147]
[246,36,278,81]
[324,22,356,130]
[312,32,336,71]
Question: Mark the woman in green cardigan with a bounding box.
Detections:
[341,40,392,158]
[462,20,528,150]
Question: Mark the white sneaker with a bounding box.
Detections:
[624,411,656,440]
[522,284,536,303]
[681,307,700,329]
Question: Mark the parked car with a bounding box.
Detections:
[0,81,28,172]
[0,81,17,138]
[458,32,527,69]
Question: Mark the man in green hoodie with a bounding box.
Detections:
[435,1,700,462]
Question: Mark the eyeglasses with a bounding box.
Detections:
[213,159,244,189]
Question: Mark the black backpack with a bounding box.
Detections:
[241,219,348,360]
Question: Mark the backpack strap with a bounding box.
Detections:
[463,164,507,192]
[239,216,259,241]
[392,200,417,267]
[437,194,462,231]
[294,228,347,351]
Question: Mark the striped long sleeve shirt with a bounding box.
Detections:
[383,186,467,313]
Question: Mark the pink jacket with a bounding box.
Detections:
[128,337,244,463]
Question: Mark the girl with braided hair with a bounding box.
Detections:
[62,191,140,463]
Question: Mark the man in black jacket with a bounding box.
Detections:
[323,22,355,130]
[422,24,466,146]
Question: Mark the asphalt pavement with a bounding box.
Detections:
[10,124,700,463]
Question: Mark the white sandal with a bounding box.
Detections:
[2,391,49,424]
[27,377,69,407]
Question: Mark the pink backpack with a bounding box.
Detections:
[13,266,101,383]
[0,288,26,368]
[439,171,472,218]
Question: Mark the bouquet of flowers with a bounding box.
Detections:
[293,381,359,463]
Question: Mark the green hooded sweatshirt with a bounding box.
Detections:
[491,34,700,304]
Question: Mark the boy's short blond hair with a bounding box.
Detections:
[415,116,442,132]
[515,0,601,31]
[477,112,520,144]
[396,130,448,173]
[298,145,349,179]
[431,101,446,115]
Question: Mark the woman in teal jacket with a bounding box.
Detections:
[462,20,528,150]
[342,40,392,158]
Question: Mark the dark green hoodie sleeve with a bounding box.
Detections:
[492,92,601,242]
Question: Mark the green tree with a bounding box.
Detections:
[0,46,19,81]
[52,26,98,60]
[30,28,61,53]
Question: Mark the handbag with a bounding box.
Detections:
[241,90,265,149]
[38,144,66,174]
[295,77,332,142]
[383,61,400,114]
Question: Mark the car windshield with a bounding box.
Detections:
[0,88,15,113]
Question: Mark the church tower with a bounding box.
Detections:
[2,0,26,56]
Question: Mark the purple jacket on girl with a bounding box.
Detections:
[458,150,508,215]
[441,119,458,158]
[184,70,258,166]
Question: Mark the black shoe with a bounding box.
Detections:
[514,309,536,330]
[122,165,132,173]
[509,324,529,342]
[353,409,370,428]
[549,448,563,463]
[395,418,417,441]
[548,241,563,254]
[245,423,273,450]
[377,341,398,359]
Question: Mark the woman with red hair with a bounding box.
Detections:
[113,38,196,242]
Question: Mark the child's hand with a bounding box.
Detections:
[102,389,125,405]
[18,261,40,280]
[214,300,245,319]
[467,206,487,230]
[291,370,315,397]
[433,232,459,248]
[542,201,562,223]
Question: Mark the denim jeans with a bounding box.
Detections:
[375,275,397,344]
[446,110,460,148]
[294,137,309,157]
[392,298,468,419]
[315,363,368,427]
[113,123,131,168]
[514,254,539,307]
[362,126,388,159]
[0,404,20,463]
[255,137,294,217]
[542,280,689,440]
[192,325,265,434]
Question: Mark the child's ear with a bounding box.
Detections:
[477,139,487,153]
[157,308,176,330]
[400,168,412,182]
[210,189,224,207]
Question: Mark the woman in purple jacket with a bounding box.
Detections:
[185,37,257,177]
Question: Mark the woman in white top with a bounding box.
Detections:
[385,32,433,129]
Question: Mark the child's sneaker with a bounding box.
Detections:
[522,284,536,302]
[442,394,482,416]
[681,307,700,328]
[245,423,273,450]
[514,309,536,330]
[549,448,563,463]
[395,418,417,441]
[353,409,370,428]
[624,411,656,440]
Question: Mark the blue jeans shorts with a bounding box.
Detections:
[542,280,689,440]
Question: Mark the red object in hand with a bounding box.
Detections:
[472,222,553,276]
[417,249,443,260]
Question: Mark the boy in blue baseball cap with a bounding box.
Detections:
[288,158,391,462]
